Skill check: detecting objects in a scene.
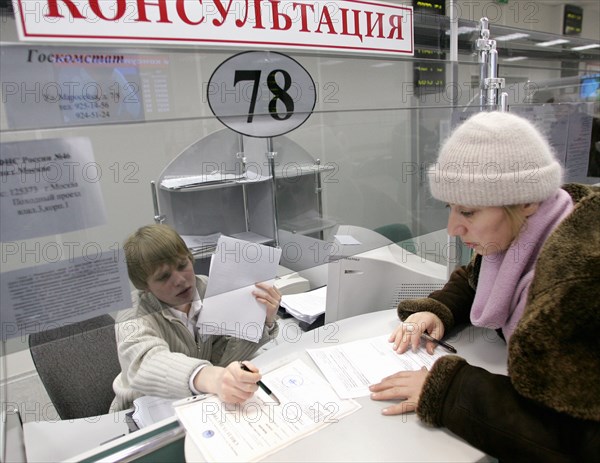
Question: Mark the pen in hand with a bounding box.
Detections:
[421,332,457,354]
[239,362,281,405]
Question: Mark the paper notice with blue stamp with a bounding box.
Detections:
[175,359,360,462]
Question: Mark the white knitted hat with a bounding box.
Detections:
[428,111,563,206]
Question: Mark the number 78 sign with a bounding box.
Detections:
[207,51,316,138]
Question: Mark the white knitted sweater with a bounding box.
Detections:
[111,275,278,411]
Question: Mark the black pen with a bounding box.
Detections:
[240,362,281,405]
[421,332,457,354]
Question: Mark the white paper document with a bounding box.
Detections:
[23,410,130,462]
[176,359,360,462]
[1,137,108,241]
[161,172,272,189]
[198,236,282,342]
[280,286,327,324]
[160,173,243,189]
[180,233,222,253]
[334,234,362,245]
[131,396,177,428]
[308,334,448,398]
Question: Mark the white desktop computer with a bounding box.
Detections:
[325,242,448,324]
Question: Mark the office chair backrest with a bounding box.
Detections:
[373,223,414,250]
[29,314,121,420]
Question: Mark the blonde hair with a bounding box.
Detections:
[124,224,193,290]
[503,205,529,240]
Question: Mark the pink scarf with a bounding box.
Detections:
[470,189,574,341]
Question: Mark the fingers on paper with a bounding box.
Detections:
[369,371,413,392]
[388,322,421,354]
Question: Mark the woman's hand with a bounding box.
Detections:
[369,367,428,415]
[389,311,444,354]
[194,361,261,404]
[253,282,281,325]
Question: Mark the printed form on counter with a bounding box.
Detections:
[308,334,448,399]
[176,359,360,462]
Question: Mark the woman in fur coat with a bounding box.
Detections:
[370,111,600,462]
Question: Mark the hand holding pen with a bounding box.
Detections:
[240,362,281,405]
[420,331,457,354]
[389,313,456,355]
[193,361,270,405]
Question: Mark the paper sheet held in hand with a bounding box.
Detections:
[197,236,282,342]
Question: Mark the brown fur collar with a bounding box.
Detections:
[508,184,600,421]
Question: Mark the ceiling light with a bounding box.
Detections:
[571,44,600,51]
[494,33,530,41]
[445,26,478,36]
[536,39,570,47]
[503,56,528,62]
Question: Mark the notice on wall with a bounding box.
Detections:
[455,106,592,182]
[513,105,592,182]
[0,137,107,241]
[0,254,132,340]
[565,110,592,182]
[1,46,172,130]
[511,105,568,167]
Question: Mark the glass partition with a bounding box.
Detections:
[1,29,598,331]
[0,4,598,440]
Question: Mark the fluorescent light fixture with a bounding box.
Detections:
[571,44,600,51]
[445,26,478,36]
[503,56,528,62]
[495,33,530,41]
[371,62,395,68]
[536,39,570,47]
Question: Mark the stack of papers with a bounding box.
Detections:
[176,359,360,462]
[160,173,243,189]
[280,286,327,324]
[180,233,221,254]
[160,172,273,190]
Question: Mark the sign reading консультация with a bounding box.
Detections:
[12,0,413,56]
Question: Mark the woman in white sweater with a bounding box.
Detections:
[111,224,280,411]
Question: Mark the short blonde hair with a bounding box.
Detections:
[503,205,529,240]
[124,224,193,290]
